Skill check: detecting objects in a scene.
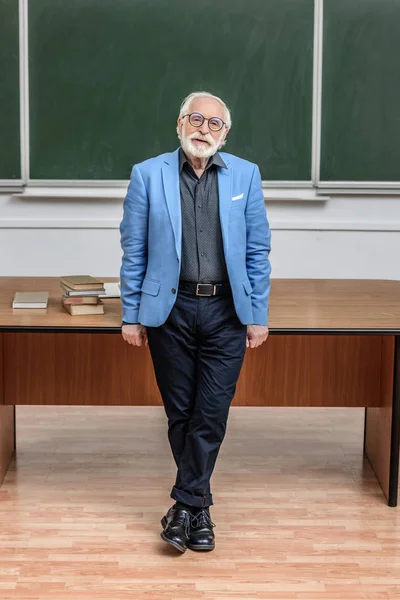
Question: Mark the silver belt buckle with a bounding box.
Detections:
[196,283,216,296]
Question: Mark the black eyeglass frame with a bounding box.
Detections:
[182,112,226,132]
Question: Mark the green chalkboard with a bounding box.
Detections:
[321,0,400,182]
[29,0,314,180]
[0,0,20,180]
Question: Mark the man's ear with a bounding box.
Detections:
[219,127,230,147]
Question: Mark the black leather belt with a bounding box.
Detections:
[178,281,231,296]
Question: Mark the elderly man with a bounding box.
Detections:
[120,91,271,553]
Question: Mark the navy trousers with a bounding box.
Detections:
[146,288,247,508]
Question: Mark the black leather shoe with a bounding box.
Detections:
[160,506,191,553]
[187,508,216,551]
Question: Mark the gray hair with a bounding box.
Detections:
[178,91,232,129]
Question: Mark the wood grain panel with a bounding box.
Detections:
[0,333,15,485]
[234,335,384,407]
[4,332,162,406]
[364,336,395,501]
[1,277,400,331]
[5,332,384,408]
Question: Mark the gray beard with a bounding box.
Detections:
[180,135,219,159]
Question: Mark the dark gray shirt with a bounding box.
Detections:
[179,147,228,283]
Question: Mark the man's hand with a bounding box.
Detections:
[246,324,269,348]
[121,324,148,347]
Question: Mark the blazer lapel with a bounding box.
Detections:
[217,160,232,257]
[162,149,181,260]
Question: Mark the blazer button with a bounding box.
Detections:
[171,288,176,294]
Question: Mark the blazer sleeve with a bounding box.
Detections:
[119,165,149,324]
[245,164,272,326]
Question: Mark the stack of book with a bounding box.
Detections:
[61,275,105,315]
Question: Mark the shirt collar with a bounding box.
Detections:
[179,147,227,173]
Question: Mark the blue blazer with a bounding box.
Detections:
[120,148,272,327]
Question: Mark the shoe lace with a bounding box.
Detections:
[183,513,191,538]
[172,510,191,538]
[190,509,216,529]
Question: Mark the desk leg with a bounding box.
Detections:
[388,336,400,506]
[364,336,400,507]
[0,331,16,488]
[0,406,15,487]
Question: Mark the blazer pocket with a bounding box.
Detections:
[232,193,244,201]
[242,277,253,296]
[141,278,161,296]
[230,197,245,211]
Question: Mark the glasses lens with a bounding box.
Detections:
[189,113,204,127]
[208,117,223,131]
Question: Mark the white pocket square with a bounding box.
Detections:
[232,193,244,201]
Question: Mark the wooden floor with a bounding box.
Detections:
[0,406,400,599]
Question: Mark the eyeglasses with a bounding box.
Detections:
[182,112,226,132]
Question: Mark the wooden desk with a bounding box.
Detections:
[1,277,399,506]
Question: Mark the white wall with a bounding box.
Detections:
[1,192,400,279]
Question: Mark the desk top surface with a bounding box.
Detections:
[1,277,400,333]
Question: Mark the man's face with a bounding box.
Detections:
[177,97,229,159]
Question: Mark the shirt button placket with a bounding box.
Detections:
[197,184,205,280]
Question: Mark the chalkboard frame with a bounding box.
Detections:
[317,0,400,193]
[0,0,22,188]
[3,0,400,195]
